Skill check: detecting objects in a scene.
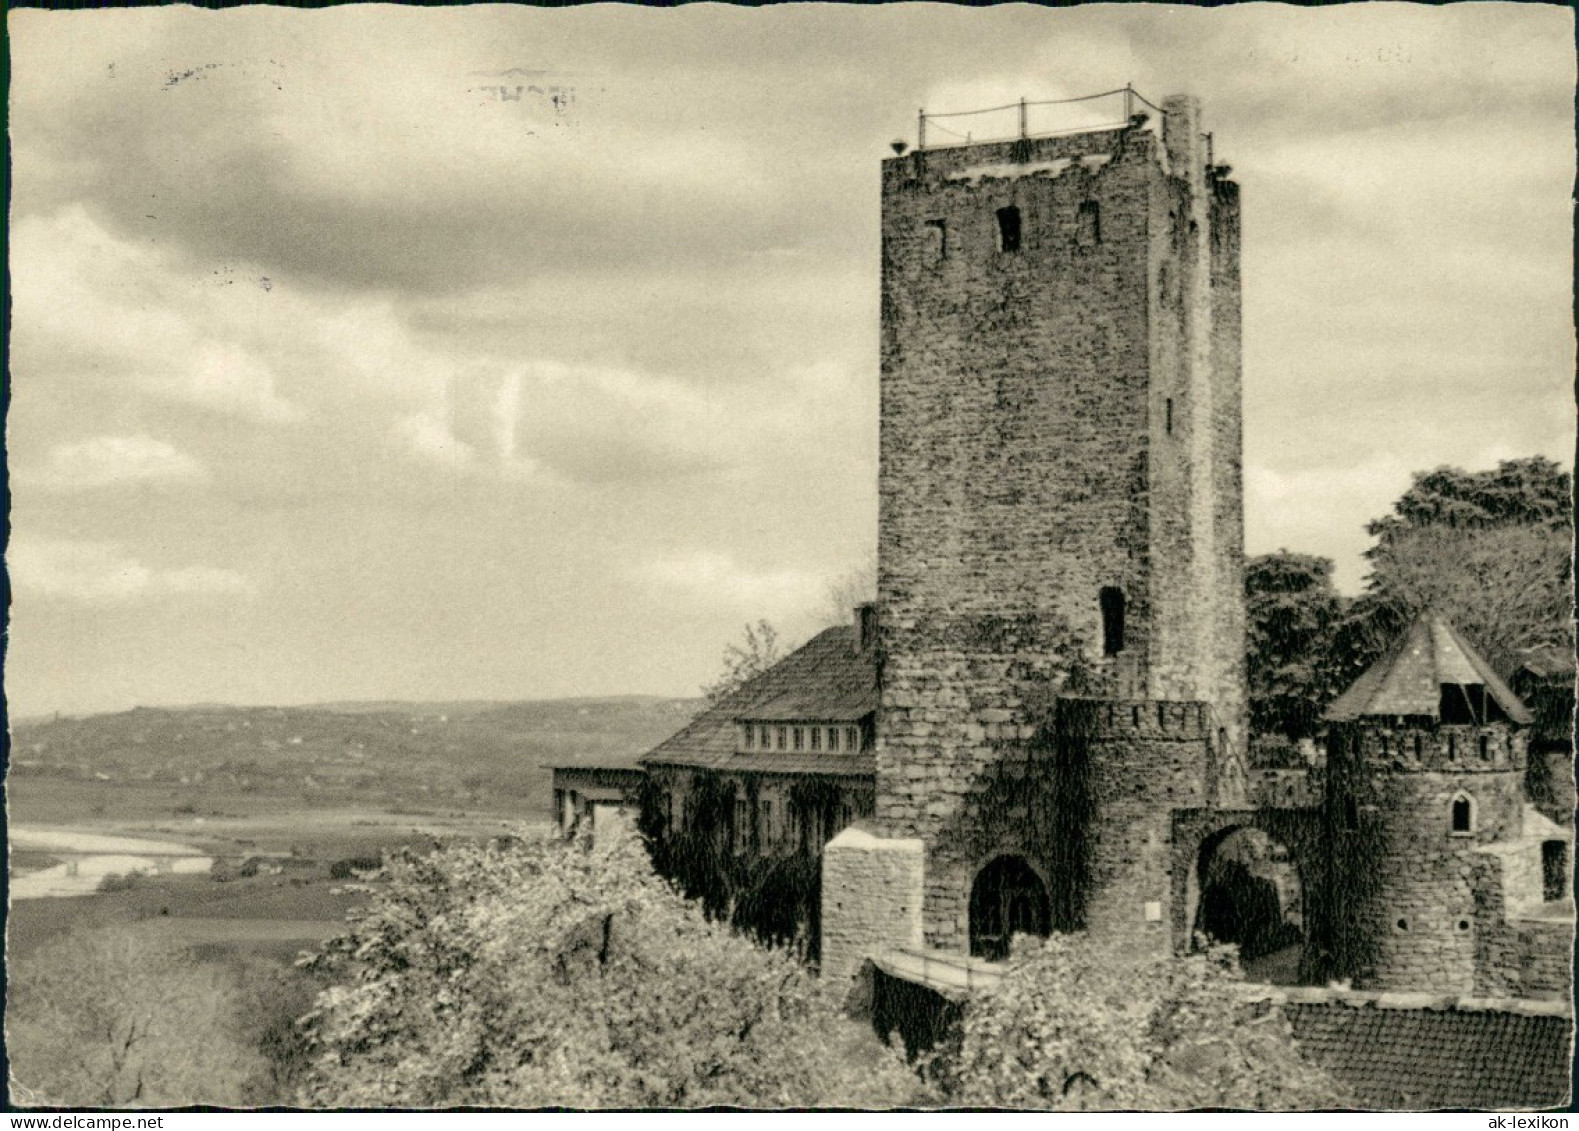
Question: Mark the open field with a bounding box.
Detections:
[6,866,364,959]
[8,696,697,967]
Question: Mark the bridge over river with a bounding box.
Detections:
[9,826,214,898]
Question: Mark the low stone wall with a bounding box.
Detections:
[821,826,925,990]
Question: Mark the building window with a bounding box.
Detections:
[792,727,804,751]
[760,799,775,846]
[1542,841,1568,902]
[828,726,840,752]
[924,218,947,262]
[759,725,771,749]
[1077,200,1101,247]
[1450,792,1475,836]
[810,726,822,751]
[1165,397,1174,436]
[996,206,1021,253]
[1478,734,1491,761]
[736,798,750,849]
[846,726,860,752]
[1100,587,1125,656]
[743,725,755,750]
[1343,797,1359,832]
[777,727,788,751]
[1413,733,1423,759]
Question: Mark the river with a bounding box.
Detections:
[9,826,214,899]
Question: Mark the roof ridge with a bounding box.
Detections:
[1245,981,1573,1017]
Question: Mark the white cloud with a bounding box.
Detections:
[635,551,826,618]
[190,341,302,423]
[9,209,305,425]
[22,434,206,491]
[9,538,255,604]
[391,411,478,469]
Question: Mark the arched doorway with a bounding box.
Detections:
[969,855,1050,961]
[1193,827,1304,983]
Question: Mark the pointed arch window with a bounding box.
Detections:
[1450,792,1476,836]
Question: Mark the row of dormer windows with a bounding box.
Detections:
[740,723,864,754]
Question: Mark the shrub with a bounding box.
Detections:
[944,934,1349,1110]
[96,871,139,893]
[327,855,381,880]
[297,830,928,1108]
[7,927,267,1106]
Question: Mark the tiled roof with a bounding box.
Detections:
[1285,998,1572,1110]
[641,625,879,773]
[1325,611,1533,725]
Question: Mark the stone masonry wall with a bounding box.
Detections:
[1354,768,1524,994]
[875,100,1245,951]
[1067,698,1212,956]
[820,827,925,989]
[1323,720,1532,992]
[1515,919,1575,1000]
[877,127,1158,846]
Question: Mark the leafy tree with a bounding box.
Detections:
[821,556,877,628]
[1246,552,1348,740]
[945,935,1348,1110]
[1365,457,1571,548]
[1249,459,1573,731]
[7,927,267,1107]
[701,619,783,707]
[297,831,928,1108]
[1341,458,1573,682]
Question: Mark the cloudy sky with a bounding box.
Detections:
[6,3,1573,718]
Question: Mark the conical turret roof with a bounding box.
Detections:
[1324,610,1532,724]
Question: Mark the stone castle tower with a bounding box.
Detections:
[868,94,1248,956]
[1321,613,1534,994]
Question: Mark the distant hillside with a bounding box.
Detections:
[7,697,699,816]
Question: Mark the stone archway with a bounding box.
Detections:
[969,855,1051,961]
[1193,826,1304,982]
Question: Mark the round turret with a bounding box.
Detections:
[1321,613,1532,994]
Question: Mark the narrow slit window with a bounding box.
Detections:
[1165,397,1174,435]
[1451,794,1473,835]
[1077,200,1101,247]
[996,206,1021,253]
[1100,587,1125,656]
[924,218,948,262]
[1542,841,1568,902]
